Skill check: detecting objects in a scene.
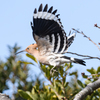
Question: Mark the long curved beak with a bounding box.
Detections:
[15,50,25,55]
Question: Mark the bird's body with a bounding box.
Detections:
[25,44,85,67]
[16,4,86,72]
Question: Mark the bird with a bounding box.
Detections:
[16,4,86,74]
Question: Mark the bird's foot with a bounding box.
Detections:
[50,67,58,75]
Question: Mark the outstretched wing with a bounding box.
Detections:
[65,33,76,52]
[31,4,75,54]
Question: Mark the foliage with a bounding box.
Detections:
[18,54,100,100]
[0,44,100,100]
[18,54,82,100]
[0,44,39,99]
[81,67,100,100]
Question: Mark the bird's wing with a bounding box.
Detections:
[63,33,76,53]
[68,33,76,47]
[31,4,75,54]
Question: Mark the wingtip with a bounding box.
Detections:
[52,9,57,15]
[68,32,76,39]
[82,63,86,66]
[38,4,43,11]
[30,22,34,30]
[48,6,53,13]
[34,8,37,14]
[56,14,60,18]
[79,60,86,66]
[83,61,86,66]
[43,4,48,11]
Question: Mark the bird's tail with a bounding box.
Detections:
[61,56,86,66]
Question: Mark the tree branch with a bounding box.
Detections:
[72,28,100,51]
[67,52,100,60]
[74,78,100,100]
[94,23,100,29]
[94,24,100,45]
[0,93,10,100]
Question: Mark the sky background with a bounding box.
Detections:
[0,0,100,97]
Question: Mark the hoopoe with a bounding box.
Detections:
[16,4,86,73]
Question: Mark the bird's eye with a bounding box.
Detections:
[27,48,29,49]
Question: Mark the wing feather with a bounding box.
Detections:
[31,4,75,54]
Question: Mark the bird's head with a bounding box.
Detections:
[25,44,38,54]
[15,43,38,55]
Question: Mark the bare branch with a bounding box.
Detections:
[94,24,100,45]
[72,28,100,51]
[67,52,100,60]
[94,23,100,29]
[74,78,100,100]
[0,93,10,100]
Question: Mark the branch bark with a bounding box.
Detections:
[67,52,100,60]
[0,93,10,100]
[72,28,100,51]
[74,78,100,100]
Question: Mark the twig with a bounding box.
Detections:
[67,52,100,60]
[81,72,100,80]
[94,23,100,29]
[74,78,100,100]
[94,24,100,45]
[72,28,100,51]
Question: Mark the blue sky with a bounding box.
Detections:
[0,0,100,96]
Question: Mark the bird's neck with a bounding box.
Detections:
[31,49,40,60]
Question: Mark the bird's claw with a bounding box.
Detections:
[50,68,58,75]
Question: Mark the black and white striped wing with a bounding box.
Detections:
[31,4,70,54]
[64,33,76,53]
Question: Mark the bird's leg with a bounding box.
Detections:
[50,66,58,75]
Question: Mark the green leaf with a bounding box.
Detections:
[97,66,100,74]
[56,82,63,90]
[62,76,66,84]
[48,92,56,99]
[65,63,73,71]
[18,61,33,65]
[87,68,96,74]
[85,80,91,85]
[64,82,69,88]
[69,72,77,76]
[18,89,33,100]
[26,91,33,99]
[59,67,63,77]
[97,88,100,92]
[31,93,39,100]
[82,74,88,79]
[26,53,38,63]
[57,95,65,100]
[64,63,68,67]
[77,80,85,88]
